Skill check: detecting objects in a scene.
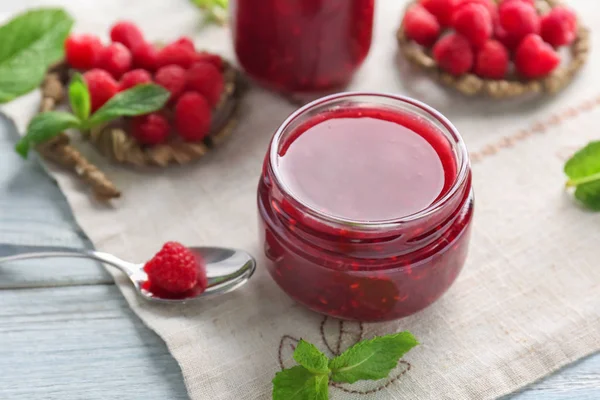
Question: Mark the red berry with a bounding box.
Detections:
[132,42,159,72]
[193,52,224,71]
[97,43,132,79]
[156,42,195,69]
[494,20,521,50]
[64,34,104,70]
[155,65,187,102]
[455,0,497,21]
[83,69,119,112]
[515,34,560,79]
[144,242,207,295]
[110,21,145,51]
[452,3,493,48]
[403,5,441,47]
[186,62,225,107]
[174,37,195,51]
[499,1,540,43]
[433,33,474,76]
[420,0,459,26]
[120,69,153,91]
[131,113,170,145]
[500,0,535,6]
[540,6,577,47]
[175,92,212,142]
[474,40,509,79]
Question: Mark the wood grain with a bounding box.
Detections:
[0,114,111,288]
[0,285,188,400]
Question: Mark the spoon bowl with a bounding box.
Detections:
[0,246,256,303]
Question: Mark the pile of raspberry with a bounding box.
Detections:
[403,0,578,80]
[65,21,226,146]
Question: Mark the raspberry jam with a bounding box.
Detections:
[230,0,374,93]
[258,93,474,321]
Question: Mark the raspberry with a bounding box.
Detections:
[455,0,497,21]
[110,21,145,51]
[131,113,170,145]
[474,40,509,79]
[97,43,132,79]
[144,241,207,295]
[420,0,458,26]
[500,0,535,6]
[186,62,225,107]
[156,42,195,69]
[452,3,493,48]
[499,1,540,43]
[494,20,521,50]
[64,34,104,70]
[193,52,224,71]
[132,42,159,72]
[83,69,119,112]
[403,5,441,47]
[433,33,474,76]
[174,37,195,51]
[120,69,153,91]
[540,6,577,47]
[515,34,560,79]
[175,92,212,142]
[155,65,187,102]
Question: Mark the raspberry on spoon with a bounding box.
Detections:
[143,241,208,296]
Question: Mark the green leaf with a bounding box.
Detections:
[0,8,74,103]
[272,366,328,400]
[293,340,330,375]
[564,141,600,210]
[87,84,170,127]
[328,332,418,384]
[69,73,91,121]
[190,0,228,24]
[15,111,80,158]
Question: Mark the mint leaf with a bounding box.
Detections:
[565,141,600,210]
[272,366,328,400]
[293,340,330,375]
[69,73,91,121]
[328,332,418,384]
[190,0,228,24]
[87,84,170,126]
[0,8,73,103]
[16,111,81,158]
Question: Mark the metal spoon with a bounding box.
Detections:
[0,245,256,303]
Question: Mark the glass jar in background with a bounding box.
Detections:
[257,93,474,322]
[230,0,375,94]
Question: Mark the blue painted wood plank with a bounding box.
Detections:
[0,114,111,288]
[0,285,188,400]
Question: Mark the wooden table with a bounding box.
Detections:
[1,115,599,399]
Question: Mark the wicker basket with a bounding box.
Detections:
[397,0,590,98]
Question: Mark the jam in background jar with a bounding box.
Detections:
[230,0,375,93]
[257,93,474,322]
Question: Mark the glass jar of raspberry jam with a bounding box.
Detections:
[258,93,474,322]
[230,0,375,93]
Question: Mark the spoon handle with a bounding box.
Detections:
[0,248,139,276]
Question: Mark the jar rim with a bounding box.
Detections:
[269,92,471,229]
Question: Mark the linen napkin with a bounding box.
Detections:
[2,0,600,398]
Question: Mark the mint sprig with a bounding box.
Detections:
[16,75,169,158]
[273,332,418,400]
[565,141,600,210]
[190,0,228,24]
[0,8,74,103]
